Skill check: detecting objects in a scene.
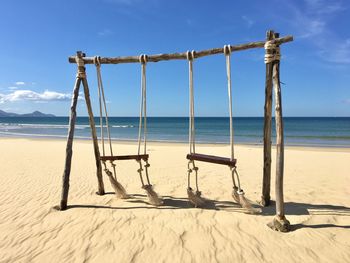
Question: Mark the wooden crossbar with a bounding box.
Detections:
[68,35,293,64]
[187,153,236,167]
[100,154,149,162]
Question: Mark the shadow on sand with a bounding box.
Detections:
[68,194,221,211]
[261,200,350,217]
[63,194,350,231]
[262,200,350,231]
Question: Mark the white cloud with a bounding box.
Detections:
[15,81,25,85]
[285,0,349,64]
[241,15,254,28]
[320,38,350,64]
[8,86,18,90]
[0,90,72,104]
[304,0,345,15]
[298,18,326,39]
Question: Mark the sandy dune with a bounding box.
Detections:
[0,138,349,262]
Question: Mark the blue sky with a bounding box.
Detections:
[0,0,349,117]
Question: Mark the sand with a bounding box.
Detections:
[0,138,349,263]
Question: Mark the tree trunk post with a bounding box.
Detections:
[261,30,274,206]
[59,66,83,210]
[79,52,105,196]
[270,33,290,232]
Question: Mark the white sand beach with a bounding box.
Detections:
[0,138,349,262]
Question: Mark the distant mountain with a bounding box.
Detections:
[0,110,55,117]
[0,110,18,117]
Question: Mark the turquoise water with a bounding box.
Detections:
[0,117,349,147]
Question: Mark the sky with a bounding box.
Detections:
[0,0,349,117]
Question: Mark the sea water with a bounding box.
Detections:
[0,117,349,147]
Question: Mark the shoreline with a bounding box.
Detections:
[1,135,349,152]
[1,116,349,149]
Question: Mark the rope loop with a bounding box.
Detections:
[275,47,281,61]
[139,54,147,64]
[224,45,231,56]
[93,56,101,67]
[186,50,196,61]
[186,50,192,61]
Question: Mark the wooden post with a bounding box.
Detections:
[270,33,290,232]
[59,76,82,210]
[78,52,105,196]
[261,30,274,206]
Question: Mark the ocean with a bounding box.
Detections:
[0,117,349,147]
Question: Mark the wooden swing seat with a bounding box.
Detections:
[187,153,236,167]
[100,154,149,162]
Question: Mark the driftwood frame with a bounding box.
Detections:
[59,30,293,232]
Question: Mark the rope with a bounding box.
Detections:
[186,51,199,192]
[138,54,147,155]
[234,168,242,191]
[187,161,192,188]
[94,56,114,157]
[230,166,241,190]
[94,56,117,180]
[95,56,105,157]
[224,45,234,160]
[137,161,145,187]
[187,160,199,192]
[224,46,244,195]
[187,50,196,154]
[144,160,151,185]
[76,55,86,78]
[76,56,85,67]
[264,41,281,64]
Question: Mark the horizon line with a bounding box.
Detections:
[52,115,350,118]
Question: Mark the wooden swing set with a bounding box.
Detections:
[58,30,293,232]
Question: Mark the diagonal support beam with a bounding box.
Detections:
[59,51,105,211]
[59,76,82,210]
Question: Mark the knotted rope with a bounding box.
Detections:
[93,56,128,199]
[264,41,281,64]
[223,46,259,213]
[223,45,239,190]
[75,55,86,78]
[185,50,204,207]
[94,56,114,157]
[94,56,117,180]
[135,54,162,205]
